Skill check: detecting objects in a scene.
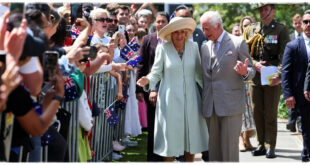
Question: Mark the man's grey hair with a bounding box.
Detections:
[138,9,152,17]
[200,11,223,29]
[304,9,310,16]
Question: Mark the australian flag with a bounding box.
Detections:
[116,93,128,110]
[64,76,79,102]
[127,38,140,52]
[71,26,81,39]
[120,45,134,61]
[104,105,120,126]
[127,55,142,68]
[120,38,140,61]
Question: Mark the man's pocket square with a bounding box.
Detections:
[225,51,233,56]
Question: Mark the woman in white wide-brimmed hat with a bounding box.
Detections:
[137,17,209,162]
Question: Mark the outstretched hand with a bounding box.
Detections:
[137,76,149,87]
[234,58,248,76]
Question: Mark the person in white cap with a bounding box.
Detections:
[137,17,209,162]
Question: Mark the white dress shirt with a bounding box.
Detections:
[303,33,310,62]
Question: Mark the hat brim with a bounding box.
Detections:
[158,17,196,41]
[254,4,273,10]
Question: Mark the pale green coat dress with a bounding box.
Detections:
[145,40,209,157]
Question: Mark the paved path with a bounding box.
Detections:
[194,119,303,162]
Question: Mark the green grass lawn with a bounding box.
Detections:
[113,131,148,162]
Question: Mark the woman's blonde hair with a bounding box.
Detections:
[90,8,110,21]
[240,16,255,34]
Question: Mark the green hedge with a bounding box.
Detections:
[278,94,288,119]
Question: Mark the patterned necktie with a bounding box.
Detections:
[211,41,218,69]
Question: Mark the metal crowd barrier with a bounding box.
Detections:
[88,73,115,162]
[62,72,127,162]
[3,71,128,162]
[61,100,79,162]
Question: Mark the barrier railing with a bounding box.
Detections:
[88,73,115,162]
[63,72,126,162]
[5,71,127,162]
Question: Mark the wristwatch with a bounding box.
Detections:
[52,95,64,102]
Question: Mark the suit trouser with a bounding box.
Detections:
[299,104,310,159]
[287,108,302,132]
[250,84,281,149]
[206,110,242,162]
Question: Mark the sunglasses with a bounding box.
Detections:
[110,19,118,23]
[95,18,111,23]
[303,20,310,25]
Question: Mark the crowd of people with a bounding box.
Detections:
[0,2,310,163]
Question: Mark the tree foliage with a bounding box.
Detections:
[193,3,310,33]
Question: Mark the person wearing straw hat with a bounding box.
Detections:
[200,11,255,162]
[137,17,209,162]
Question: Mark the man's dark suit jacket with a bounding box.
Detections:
[136,33,159,93]
[193,28,207,53]
[282,36,309,107]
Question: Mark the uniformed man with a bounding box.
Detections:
[243,4,290,159]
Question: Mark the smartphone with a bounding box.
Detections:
[0,51,6,85]
[71,3,83,26]
[7,3,24,32]
[118,25,125,35]
[40,83,53,96]
[44,51,59,82]
[79,46,98,62]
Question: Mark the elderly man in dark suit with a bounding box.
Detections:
[282,10,310,162]
[136,11,169,162]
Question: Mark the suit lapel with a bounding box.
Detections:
[212,32,231,70]
[299,37,308,67]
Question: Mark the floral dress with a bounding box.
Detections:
[241,83,256,133]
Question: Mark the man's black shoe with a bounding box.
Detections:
[266,149,276,158]
[302,156,309,162]
[251,146,266,156]
[286,123,296,132]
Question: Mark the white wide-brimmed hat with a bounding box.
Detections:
[158,17,196,41]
